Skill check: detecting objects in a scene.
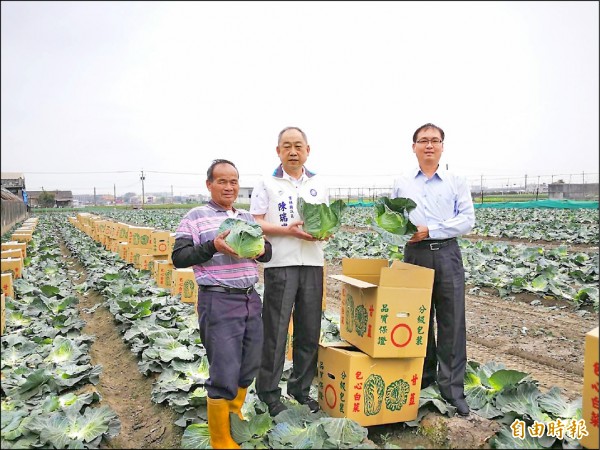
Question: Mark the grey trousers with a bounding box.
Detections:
[256,265,323,404]
[404,240,467,401]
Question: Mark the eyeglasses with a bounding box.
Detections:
[416,138,443,145]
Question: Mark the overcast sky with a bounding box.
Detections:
[2,1,598,196]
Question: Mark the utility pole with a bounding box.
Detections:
[94,187,97,206]
[171,185,174,204]
[140,170,146,207]
[480,174,483,204]
[114,184,117,205]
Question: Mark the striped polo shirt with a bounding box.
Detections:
[175,201,259,289]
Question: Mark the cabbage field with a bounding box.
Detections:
[1,206,598,448]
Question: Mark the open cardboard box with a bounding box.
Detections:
[330,258,434,358]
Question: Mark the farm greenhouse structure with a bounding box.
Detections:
[1,205,598,449]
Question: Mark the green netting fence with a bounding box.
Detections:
[347,199,598,209]
[473,199,598,209]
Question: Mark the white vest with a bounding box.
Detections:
[261,174,328,268]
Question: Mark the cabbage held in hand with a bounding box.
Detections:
[369,197,418,245]
[218,218,265,258]
[297,198,346,240]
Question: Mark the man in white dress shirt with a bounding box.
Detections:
[392,123,475,417]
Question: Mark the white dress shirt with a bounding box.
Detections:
[392,166,475,240]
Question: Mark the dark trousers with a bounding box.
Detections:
[197,289,263,400]
[404,240,467,401]
[256,266,323,404]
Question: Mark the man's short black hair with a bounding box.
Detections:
[207,159,238,181]
[413,123,445,143]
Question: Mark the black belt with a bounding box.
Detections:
[407,238,456,251]
[199,285,254,295]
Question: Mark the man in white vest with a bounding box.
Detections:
[250,126,328,416]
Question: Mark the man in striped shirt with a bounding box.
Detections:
[172,159,272,449]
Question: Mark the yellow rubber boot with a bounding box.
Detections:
[228,387,248,420]
[207,397,240,449]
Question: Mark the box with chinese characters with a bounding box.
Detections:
[1,272,14,298]
[1,257,24,279]
[171,268,198,304]
[581,326,599,449]
[317,341,424,426]
[155,261,174,290]
[330,259,434,358]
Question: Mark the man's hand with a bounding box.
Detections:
[287,221,318,241]
[408,225,429,244]
[213,230,241,258]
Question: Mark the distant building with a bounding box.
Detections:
[548,183,599,200]
[0,172,27,201]
[27,190,74,208]
[237,187,253,204]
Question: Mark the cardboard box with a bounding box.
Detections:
[91,219,108,240]
[127,247,145,265]
[581,326,599,449]
[1,258,24,279]
[1,241,27,259]
[317,342,424,426]
[139,254,158,271]
[150,231,171,256]
[108,238,119,253]
[1,293,5,335]
[116,223,130,241]
[285,319,294,361]
[1,272,14,298]
[117,242,129,261]
[132,249,153,269]
[103,220,116,237]
[155,261,174,289]
[11,233,32,243]
[171,268,198,303]
[1,249,22,260]
[128,226,155,248]
[330,259,434,358]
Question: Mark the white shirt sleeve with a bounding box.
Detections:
[249,178,269,215]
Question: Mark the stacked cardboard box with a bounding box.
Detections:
[1,293,5,335]
[171,268,198,304]
[1,241,27,259]
[1,272,14,298]
[318,258,434,426]
[155,260,174,289]
[1,257,24,279]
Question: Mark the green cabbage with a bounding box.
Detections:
[369,197,418,245]
[218,218,265,258]
[297,198,347,239]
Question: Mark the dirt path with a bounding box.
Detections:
[62,245,183,449]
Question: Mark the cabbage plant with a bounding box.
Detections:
[218,218,265,258]
[297,198,347,240]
